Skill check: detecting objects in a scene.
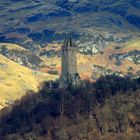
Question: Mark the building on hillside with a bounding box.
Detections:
[59,35,80,88]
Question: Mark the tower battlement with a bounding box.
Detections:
[59,35,80,88]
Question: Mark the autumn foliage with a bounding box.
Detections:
[1,75,140,140]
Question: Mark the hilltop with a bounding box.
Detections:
[0,1,140,139]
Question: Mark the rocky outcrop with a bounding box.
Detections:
[92,64,140,80]
[92,64,124,80]
[77,32,132,55]
[0,44,43,69]
[39,49,61,58]
[110,50,140,65]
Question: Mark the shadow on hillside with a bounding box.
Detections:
[41,75,140,102]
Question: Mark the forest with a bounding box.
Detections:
[1,75,140,140]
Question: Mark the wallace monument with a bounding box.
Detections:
[59,35,81,88]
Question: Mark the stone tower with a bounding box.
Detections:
[59,35,80,88]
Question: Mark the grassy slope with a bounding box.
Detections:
[0,54,57,109]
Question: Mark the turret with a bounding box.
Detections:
[59,34,80,88]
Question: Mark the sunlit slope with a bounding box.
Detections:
[0,54,57,109]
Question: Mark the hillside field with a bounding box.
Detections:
[0,54,57,109]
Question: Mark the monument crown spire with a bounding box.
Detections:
[63,34,75,48]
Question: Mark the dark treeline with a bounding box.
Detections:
[1,75,140,140]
